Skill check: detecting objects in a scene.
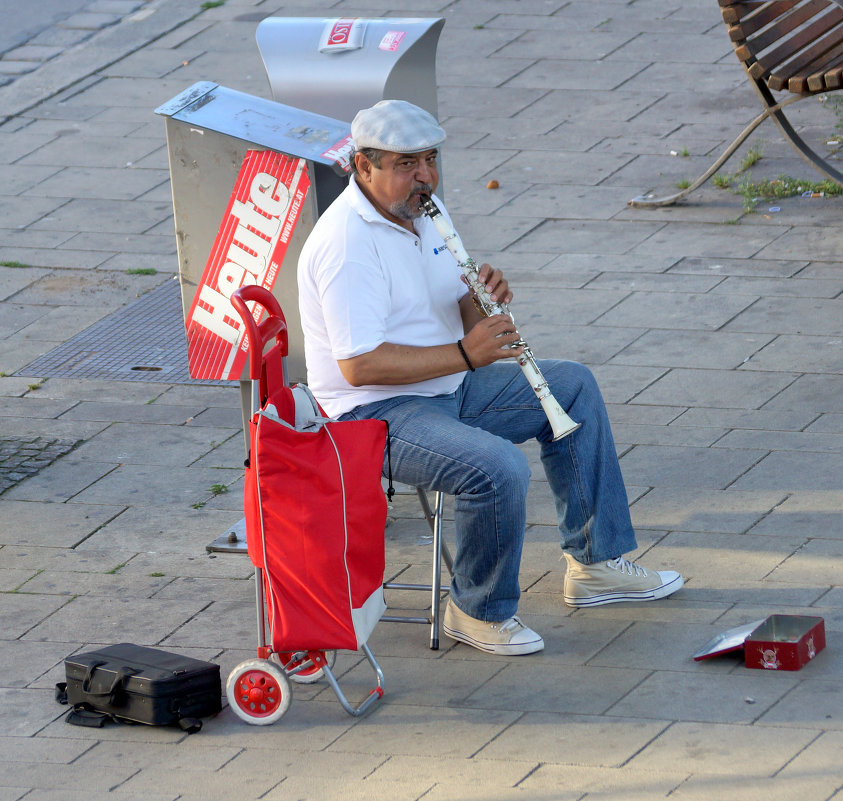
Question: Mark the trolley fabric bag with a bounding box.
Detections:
[244,385,388,653]
[59,643,221,731]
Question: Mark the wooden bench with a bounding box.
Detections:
[630,0,843,206]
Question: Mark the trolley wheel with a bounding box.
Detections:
[226,659,291,725]
[274,650,337,684]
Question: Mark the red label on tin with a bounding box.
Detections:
[185,150,310,380]
[328,18,355,46]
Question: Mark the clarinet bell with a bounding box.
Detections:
[541,396,582,441]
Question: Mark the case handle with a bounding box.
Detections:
[81,662,138,703]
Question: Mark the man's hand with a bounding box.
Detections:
[460,314,523,368]
[475,263,513,305]
[459,262,515,331]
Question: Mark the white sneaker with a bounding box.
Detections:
[563,553,683,608]
[443,600,544,655]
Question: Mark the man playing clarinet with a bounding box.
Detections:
[297,99,683,656]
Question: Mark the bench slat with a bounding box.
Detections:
[799,38,843,89]
[726,1,800,40]
[748,9,843,81]
[740,0,833,57]
[766,22,843,89]
[722,2,775,27]
[824,63,843,88]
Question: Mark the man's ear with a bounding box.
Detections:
[354,152,373,183]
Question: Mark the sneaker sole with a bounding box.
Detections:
[442,624,545,655]
[564,573,684,608]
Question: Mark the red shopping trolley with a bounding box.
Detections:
[225,285,387,724]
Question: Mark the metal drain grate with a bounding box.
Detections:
[16,278,228,386]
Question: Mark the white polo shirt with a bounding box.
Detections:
[297,176,468,418]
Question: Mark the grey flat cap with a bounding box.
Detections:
[351,99,445,153]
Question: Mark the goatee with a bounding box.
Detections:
[389,184,433,221]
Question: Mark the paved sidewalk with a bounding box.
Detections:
[0,0,150,89]
[1,0,841,799]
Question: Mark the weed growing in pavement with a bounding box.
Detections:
[0,261,32,268]
[727,174,843,211]
[126,268,157,275]
[193,482,230,509]
[711,134,843,211]
[739,143,764,172]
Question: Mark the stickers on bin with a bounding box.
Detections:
[322,135,354,174]
[185,149,310,380]
[319,18,366,52]
[379,31,407,52]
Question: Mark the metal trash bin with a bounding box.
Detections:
[155,81,352,386]
[256,17,444,121]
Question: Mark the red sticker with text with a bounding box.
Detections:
[185,150,310,380]
[322,134,354,174]
[379,31,407,52]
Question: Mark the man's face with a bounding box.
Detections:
[355,149,440,228]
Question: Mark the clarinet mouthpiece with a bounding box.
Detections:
[420,195,439,216]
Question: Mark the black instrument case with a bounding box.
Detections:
[63,643,221,728]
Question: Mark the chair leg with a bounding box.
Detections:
[417,487,454,572]
[382,489,452,649]
[430,491,445,650]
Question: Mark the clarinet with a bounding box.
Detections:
[420,195,581,441]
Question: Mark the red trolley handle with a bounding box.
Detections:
[230,286,288,381]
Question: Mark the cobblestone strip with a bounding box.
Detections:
[0,436,80,493]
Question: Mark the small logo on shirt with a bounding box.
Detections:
[433,246,448,255]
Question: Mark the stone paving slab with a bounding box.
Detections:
[626,720,822,775]
[741,332,842,374]
[631,367,800,408]
[0,498,123,547]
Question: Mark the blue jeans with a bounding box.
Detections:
[340,360,637,622]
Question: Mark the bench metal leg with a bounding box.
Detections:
[629,79,842,207]
[629,106,772,207]
[759,81,843,186]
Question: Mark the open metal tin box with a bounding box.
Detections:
[694,615,826,671]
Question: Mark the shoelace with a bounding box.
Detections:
[493,617,525,633]
[607,557,649,577]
